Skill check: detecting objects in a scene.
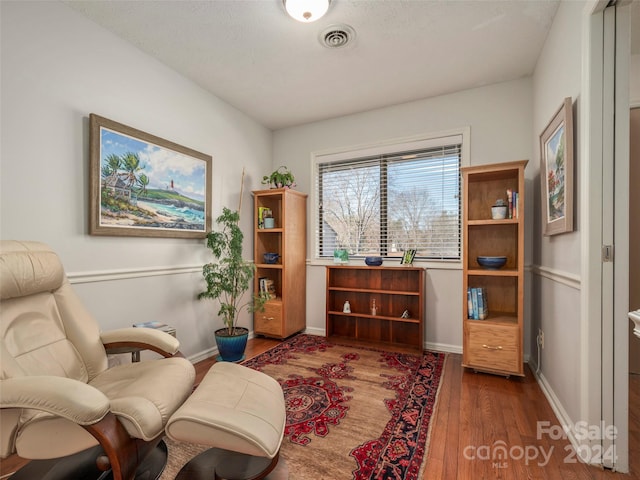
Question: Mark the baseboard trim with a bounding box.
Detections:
[425,341,462,354]
[530,362,597,466]
[301,328,462,354]
[303,327,325,337]
[188,346,217,365]
[188,328,466,361]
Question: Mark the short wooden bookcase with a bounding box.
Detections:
[325,266,424,349]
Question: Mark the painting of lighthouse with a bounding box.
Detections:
[90,114,212,238]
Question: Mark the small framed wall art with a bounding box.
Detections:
[400,249,417,265]
[539,97,574,236]
[90,114,212,238]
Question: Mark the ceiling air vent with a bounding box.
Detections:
[320,24,355,49]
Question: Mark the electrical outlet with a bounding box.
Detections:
[538,329,544,349]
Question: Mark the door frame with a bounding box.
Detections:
[581,0,630,472]
[612,1,630,473]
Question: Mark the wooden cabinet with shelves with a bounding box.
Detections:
[461,160,527,377]
[326,266,424,349]
[253,188,307,339]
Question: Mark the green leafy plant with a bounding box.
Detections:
[261,165,296,189]
[198,207,266,336]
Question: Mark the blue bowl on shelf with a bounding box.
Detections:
[263,252,279,264]
[477,256,507,269]
[364,256,383,267]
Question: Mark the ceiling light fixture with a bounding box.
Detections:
[283,0,331,23]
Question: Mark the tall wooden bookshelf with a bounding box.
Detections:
[253,188,307,339]
[461,160,527,377]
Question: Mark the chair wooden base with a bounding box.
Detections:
[175,448,288,480]
[9,439,168,480]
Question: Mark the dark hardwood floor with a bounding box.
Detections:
[1,337,636,479]
[424,352,633,479]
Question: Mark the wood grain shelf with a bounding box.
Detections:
[254,264,284,270]
[467,219,518,226]
[467,269,518,277]
[328,287,421,295]
[327,311,422,324]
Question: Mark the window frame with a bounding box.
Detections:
[310,127,470,268]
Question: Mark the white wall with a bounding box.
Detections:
[530,0,584,428]
[0,1,273,360]
[275,78,534,353]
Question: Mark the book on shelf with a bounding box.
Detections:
[259,277,276,299]
[467,287,488,320]
[477,288,488,320]
[506,189,519,219]
[133,320,174,333]
[471,288,479,320]
[257,207,271,229]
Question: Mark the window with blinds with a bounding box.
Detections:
[315,138,461,261]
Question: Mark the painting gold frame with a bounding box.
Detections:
[540,97,574,236]
[90,114,212,238]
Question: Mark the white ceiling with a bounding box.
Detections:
[65,0,564,130]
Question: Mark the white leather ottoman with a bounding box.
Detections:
[166,362,286,480]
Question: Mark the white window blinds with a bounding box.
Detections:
[315,138,461,260]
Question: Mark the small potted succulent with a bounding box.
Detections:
[491,199,508,219]
[262,166,296,189]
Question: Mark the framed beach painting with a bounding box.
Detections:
[89,114,212,238]
[540,97,574,236]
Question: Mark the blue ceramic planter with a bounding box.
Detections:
[214,327,248,362]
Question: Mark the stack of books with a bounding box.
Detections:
[133,321,176,336]
[258,277,276,299]
[467,287,488,320]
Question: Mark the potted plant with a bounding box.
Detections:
[262,166,296,189]
[198,203,266,361]
[198,207,266,362]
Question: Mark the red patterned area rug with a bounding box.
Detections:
[161,334,445,480]
[248,335,445,479]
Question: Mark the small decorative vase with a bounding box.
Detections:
[214,327,248,362]
[333,249,349,264]
[491,205,508,219]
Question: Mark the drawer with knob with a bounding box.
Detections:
[464,322,520,375]
[254,301,283,337]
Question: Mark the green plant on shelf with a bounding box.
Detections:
[261,166,296,189]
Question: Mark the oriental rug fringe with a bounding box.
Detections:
[160,335,445,480]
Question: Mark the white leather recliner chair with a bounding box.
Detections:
[0,240,196,480]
